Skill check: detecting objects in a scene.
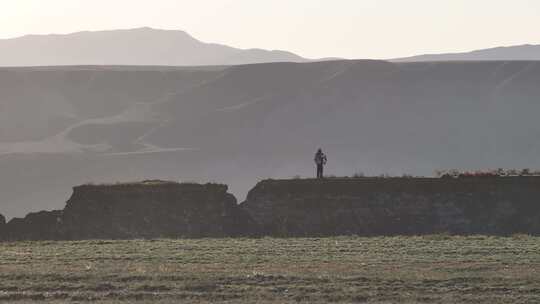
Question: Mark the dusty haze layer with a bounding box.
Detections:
[1,60,540,218]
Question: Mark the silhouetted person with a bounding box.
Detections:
[314,148,327,178]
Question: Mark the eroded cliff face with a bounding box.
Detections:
[241,178,540,236]
[0,182,256,241]
[1,210,63,241]
[4,177,540,240]
[61,182,256,239]
[0,213,5,239]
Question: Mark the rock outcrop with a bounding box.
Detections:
[4,177,540,240]
[0,213,5,239]
[1,210,63,241]
[0,181,256,241]
[241,178,540,236]
[60,182,256,239]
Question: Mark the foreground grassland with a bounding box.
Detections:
[1,236,540,303]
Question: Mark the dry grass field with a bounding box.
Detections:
[1,236,540,303]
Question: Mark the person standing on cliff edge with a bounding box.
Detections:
[314,148,327,178]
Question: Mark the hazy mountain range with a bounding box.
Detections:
[0,27,308,66]
[394,44,540,62]
[2,60,540,218]
[1,27,540,67]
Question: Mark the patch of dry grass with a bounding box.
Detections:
[1,236,540,303]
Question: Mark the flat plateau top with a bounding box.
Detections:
[247,177,540,195]
[263,176,540,183]
[75,181,226,189]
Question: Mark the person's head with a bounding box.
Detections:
[317,148,322,153]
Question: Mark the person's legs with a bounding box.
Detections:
[317,165,323,178]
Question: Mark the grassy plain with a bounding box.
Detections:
[1,236,540,303]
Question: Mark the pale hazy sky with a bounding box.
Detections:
[2,0,540,59]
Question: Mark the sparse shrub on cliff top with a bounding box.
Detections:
[435,168,540,178]
[507,169,520,176]
[352,171,365,178]
[521,168,531,176]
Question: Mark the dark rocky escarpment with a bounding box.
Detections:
[241,178,540,236]
[0,182,256,241]
[0,213,5,239]
[4,177,540,240]
[1,210,63,241]
[61,182,256,239]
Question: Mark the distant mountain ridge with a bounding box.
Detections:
[394,44,540,62]
[0,27,308,66]
[3,27,540,66]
